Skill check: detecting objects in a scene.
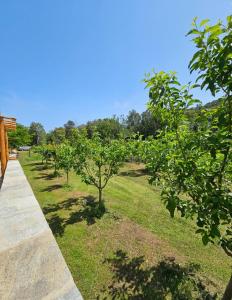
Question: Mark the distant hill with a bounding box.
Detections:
[203,99,222,109]
[185,98,222,122]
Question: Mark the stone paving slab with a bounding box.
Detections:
[0,160,83,300]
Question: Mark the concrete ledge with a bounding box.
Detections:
[0,161,83,300]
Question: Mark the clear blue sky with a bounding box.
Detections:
[0,0,231,131]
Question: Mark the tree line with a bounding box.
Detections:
[9,101,221,149]
[8,110,163,149]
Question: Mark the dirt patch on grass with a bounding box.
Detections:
[123,162,145,170]
[86,216,185,266]
[114,219,184,262]
[119,162,148,178]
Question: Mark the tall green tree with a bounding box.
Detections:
[86,117,123,140]
[125,110,160,138]
[140,110,160,138]
[29,122,46,145]
[144,16,232,299]
[126,110,141,134]
[8,123,32,148]
[34,145,52,165]
[64,120,76,140]
[47,127,66,144]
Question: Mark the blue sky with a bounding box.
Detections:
[0,0,231,131]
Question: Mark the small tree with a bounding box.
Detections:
[49,144,59,176]
[56,144,75,185]
[144,16,232,299]
[73,133,128,206]
[34,145,52,165]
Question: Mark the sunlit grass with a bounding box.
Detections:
[19,152,230,299]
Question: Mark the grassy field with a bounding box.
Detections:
[19,152,230,299]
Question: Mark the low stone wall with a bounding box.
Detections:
[0,160,83,300]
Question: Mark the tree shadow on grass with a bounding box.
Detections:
[34,172,56,180]
[34,168,63,180]
[41,184,63,192]
[44,196,106,237]
[120,168,148,178]
[25,159,54,171]
[47,214,65,237]
[98,250,217,300]
[25,162,42,167]
[31,164,51,172]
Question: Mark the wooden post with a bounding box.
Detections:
[5,130,9,161]
[0,118,7,176]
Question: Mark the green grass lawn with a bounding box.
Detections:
[19,152,230,299]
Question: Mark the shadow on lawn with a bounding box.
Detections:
[25,162,42,167]
[41,184,63,192]
[31,164,51,172]
[120,168,148,178]
[33,174,54,181]
[25,160,53,172]
[98,250,217,300]
[43,196,106,236]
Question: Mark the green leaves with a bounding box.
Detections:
[8,123,32,148]
[186,28,200,36]
[188,50,203,70]
[144,71,198,132]
[188,16,231,97]
[143,15,232,257]
[57,143,75,173]
[200,19,210,27]
[73,132,129,202]
[56,143,75,184]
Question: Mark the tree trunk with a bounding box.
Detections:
[98,165,103,204]
[223,275,232,300]
[98,188,102,204]
[66,171,69,185]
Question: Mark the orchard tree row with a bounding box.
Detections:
[34,132,131,212]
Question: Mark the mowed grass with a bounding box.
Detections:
[19,152,230,299]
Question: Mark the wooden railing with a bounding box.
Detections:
[0,116,16,176]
